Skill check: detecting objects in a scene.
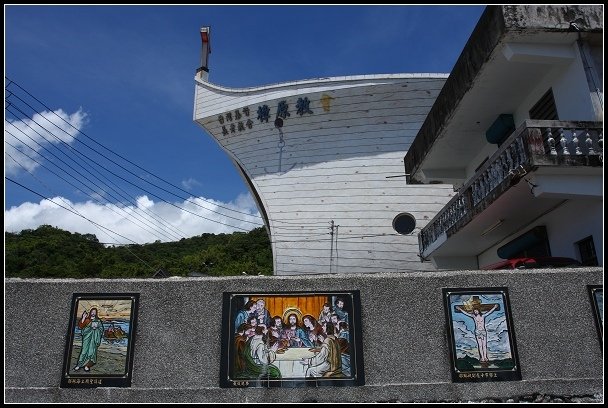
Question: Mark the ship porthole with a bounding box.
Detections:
[393,213,416,235]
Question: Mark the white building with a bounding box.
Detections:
[193,29,454,275]
[404,5,603,269]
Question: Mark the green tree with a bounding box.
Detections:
[5,226,273,278]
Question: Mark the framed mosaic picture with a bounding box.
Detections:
[442,288,521,382]
[587,285,603,347]
[60,293,140,388]
[220,291,364,388]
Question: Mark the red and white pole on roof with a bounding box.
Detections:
[198,26,211,81]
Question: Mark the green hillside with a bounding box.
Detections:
[5,225,273,278]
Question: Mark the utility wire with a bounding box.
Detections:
[8,177,143,248]
[5,123,180,242]
[5,140,180,243]
[5,98,263,229]
[7,177,156,272]
[6,177,424,272]
[4,112,256,233]
[5,102,189,239]
[5,106,188,240]
[5,153,159,271]
[6,79,415,232]
[4,78,329,228]
[6,78,265,220]
[7,152,91,219]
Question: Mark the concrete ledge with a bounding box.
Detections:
[5,379,603,403]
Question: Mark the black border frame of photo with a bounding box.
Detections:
[60,293,140,388]
[219,290,365,388]
[587,285,603,352]
[442,287,522,383]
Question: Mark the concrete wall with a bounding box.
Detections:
[512,42,597,125]
[405,5,603,183]
[5,268,603,403]
[477,199,604,267]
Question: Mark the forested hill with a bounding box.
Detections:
[5,225,273,278]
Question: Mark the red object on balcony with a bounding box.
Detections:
[482,256,582,270]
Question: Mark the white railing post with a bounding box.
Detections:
[545,128,557,155]
[558,128,570,155]
[585,129,596,155]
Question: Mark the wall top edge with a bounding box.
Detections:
[5,267,603,284]
[194,73,450,95]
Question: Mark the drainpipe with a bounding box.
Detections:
[571,22,603,116]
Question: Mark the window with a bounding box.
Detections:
[393,213,416,235]
[529,89,559,120]
[497,226,551,259]
[576,236,598,266]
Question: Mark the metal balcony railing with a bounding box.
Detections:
[419,120,603,258]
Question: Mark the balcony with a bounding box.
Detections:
[419,120,603,259]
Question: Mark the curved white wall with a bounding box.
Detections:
[194,75,455,275]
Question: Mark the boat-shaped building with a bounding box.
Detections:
[193,29,454,275]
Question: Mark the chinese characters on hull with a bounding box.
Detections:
[219,106,252,136]
[218,95,316,137]
[296,97,313,116]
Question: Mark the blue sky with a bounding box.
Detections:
[5,5,485,244]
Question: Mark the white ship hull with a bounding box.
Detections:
[194,74,454,275]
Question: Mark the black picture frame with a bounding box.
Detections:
[220,290,364,388]
[442,287,521,382]
[60,293,140,388]
[587,285,603,349]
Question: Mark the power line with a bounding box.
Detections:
[5,141,183,243]
[6,176,157,272]
[7,177,144,248]
[6,77,267,220]
[5,106,188,240]
[4,78,332,228]
[5,152,158,267]
[265,232,414,245]
[5,97,264,229]
[5,124,181,242]
[4,111,257,233]
[6,173,428,272]
[6,78,426,234]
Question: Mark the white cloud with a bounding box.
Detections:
[487,330,512,360]
[486,315,507,341]
[452,314,512,361]
[4,192,264,245]
[5,108,88,176]
[136,195,154,209]
[232,192,258,213]
[452,320,478,359]
[180,177,201,190]
[486,316,512,359]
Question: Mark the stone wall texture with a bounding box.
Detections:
[5,267,603,403]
